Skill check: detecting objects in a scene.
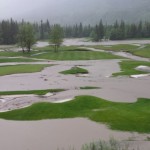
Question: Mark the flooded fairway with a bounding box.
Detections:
[0,118,149,150]
[0,39,150,150]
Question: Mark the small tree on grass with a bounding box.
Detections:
[49,24,63,52]
[18,23,36,53]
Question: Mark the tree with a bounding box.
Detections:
[40,20,44,40]
[119,20,126,39]
[137,21,143,38]
[18,23,35,52]
[98,20,105,40]
[50,24,63,52]
[90,30,98,42]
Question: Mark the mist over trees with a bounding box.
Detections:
[1,19,150,45]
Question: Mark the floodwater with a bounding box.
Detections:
[0,39,150,150]
[36,39,150,62]
[36,38,150,47]
[80,47,150,62]
[63,38,150,46]
[0,118,149,150]
[0,60,150,111]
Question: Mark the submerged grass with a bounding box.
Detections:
[0,95,150,133]
[113,60,150,76]
[0,64,51,76]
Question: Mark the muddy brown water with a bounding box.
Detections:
[36,38,150,48]
[1,39,150,150]
[0,118,149,150]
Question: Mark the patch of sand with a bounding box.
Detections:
[136,65,150,72]
[130,74,150,78]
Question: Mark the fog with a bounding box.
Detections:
[0,0,150,24]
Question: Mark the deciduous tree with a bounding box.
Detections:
[18,23,35,52]
[50,24,63,52]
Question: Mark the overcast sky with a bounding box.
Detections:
[0,0,49,19]
[0,0,107,22]
[0,0,149,24]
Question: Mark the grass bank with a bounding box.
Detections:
[0,64,51,76]
[0,95,150,133]
[90,44,150,58]
[0,89,65,96]
[133,44,150,58]
[0,58,40,63]
[113,60,150,76]
[0,46,123,60]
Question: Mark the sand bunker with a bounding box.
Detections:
[136,65,150,72]
[53,98,73,103]
[130,74,150,78]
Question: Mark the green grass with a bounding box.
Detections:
[34,45,77,51]
[113,60,150,76]
[0,46,123,60]
[90,44,150,58]
[60,67,88,75]
[132,44,150,58]
[80,86,101,89]
[32,46,124,60]
[0,89,65,96]
[33,50,123,60]
[0,58,40,63]
[90,44,139,52]
[0,95,150,133]
[0,64,51,76]
[0,51,40,58]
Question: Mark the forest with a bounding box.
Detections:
[0,18,150,45]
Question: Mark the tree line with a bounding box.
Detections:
[1,19,150,45]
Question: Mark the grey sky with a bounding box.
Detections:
[0,0,49,18]
[0,0,107,22]
[0,0,149,24]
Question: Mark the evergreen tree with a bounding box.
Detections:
[119,20,126,39]
[40,20,44,40]
[79,23,83,37]
[98,20,105,40]
[137,21,143,38]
